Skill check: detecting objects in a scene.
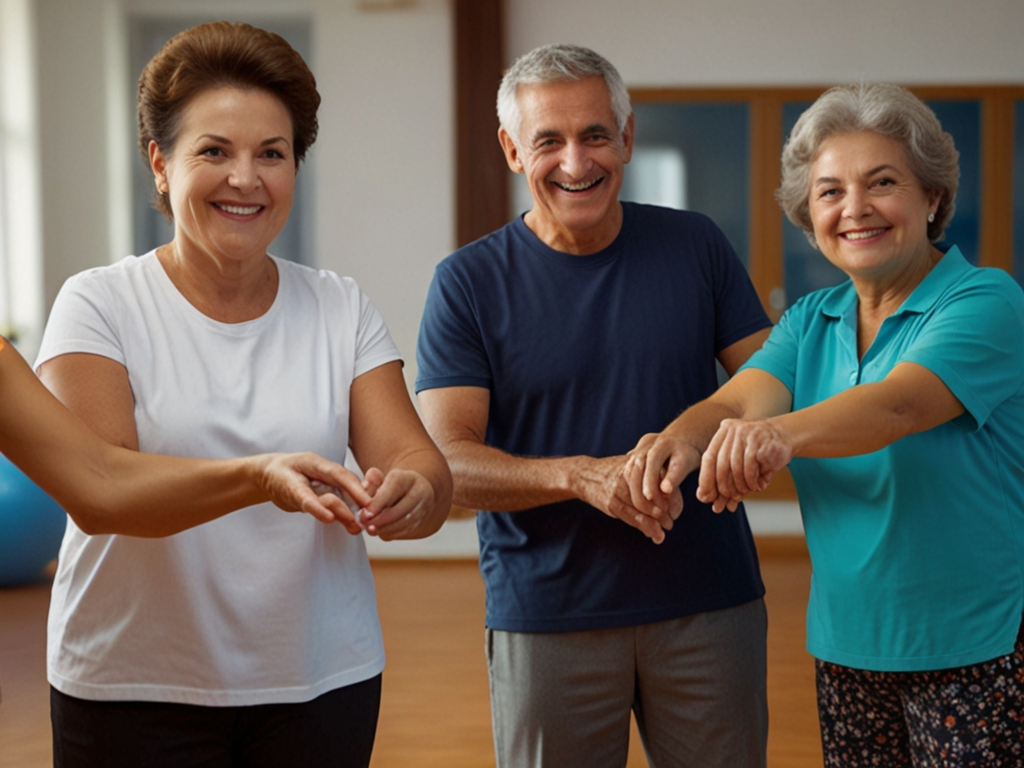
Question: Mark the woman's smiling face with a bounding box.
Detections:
[808,130,939,284]
[150,86,296,265]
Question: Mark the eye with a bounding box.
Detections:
[818,187,840,199]
[199,146,225,157]
[263,148,287,159]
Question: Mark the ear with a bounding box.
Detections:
[620,112,636,164]
[498,127,525,174]
[148,140,169,194]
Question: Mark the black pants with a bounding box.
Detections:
[51,675,382,768]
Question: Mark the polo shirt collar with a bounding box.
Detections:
[817,245,970,320]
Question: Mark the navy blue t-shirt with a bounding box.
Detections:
[416,202,771,632]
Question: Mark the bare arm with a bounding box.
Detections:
[347,361,453,541]
[417,385,671,542]
[622,328,776,513]
[699,362,964,511]
[3,341,369,535]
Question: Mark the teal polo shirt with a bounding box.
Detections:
[745,247,1024,671]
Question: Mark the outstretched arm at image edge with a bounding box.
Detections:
[417,385,671,543]
[1,339,372,536]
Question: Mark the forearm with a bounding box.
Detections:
[770,374,961,459]
[72,450,270,537]
[443,438,591,512]
[661,399,745,458]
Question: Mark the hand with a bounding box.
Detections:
[624,433,695,522]
[255,452,373,533]
[572,455,676,544]
[697,418,792,513]
[358,467,437,540]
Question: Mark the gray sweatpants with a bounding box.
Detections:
[487,598,768,768]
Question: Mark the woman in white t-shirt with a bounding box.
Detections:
[35,21,452,768]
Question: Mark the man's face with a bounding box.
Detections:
[499,76,633,255]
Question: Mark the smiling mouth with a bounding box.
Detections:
[841,228,887,241]
[553,176,605,192]
[215,203,263,215]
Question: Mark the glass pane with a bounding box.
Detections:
[627,103,750,264]
[1015,101,1024,288]
[925,100,981,263]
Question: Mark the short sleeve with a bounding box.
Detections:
[415,261,492,393]
[704,220,772,352]
[739,301,803,393]
[352,287,402,380]
[35,269,127,370]
[901,274,1024,431]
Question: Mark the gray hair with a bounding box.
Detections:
[496,43,632,148]
[776,83,960,246]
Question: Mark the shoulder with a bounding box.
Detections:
[63,252,155,287]
[622,202,725,239]
[436,220,521,275]
[274,257,361,300]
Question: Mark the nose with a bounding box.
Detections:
[228,157,261,193]
[560,141,592,179]
[842,187,872,219]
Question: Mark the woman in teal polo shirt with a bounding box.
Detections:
[628,83,1024,765]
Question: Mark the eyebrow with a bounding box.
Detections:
[197,134,292,147]
[528,123,613,144]
[813,164,898,186]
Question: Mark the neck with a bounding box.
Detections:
[157,241,279,323]
[524,203,623,256]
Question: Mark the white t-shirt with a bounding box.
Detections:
[36,252,401,706]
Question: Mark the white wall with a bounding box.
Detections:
[17,0,1023,548]
[507,0,1024,86]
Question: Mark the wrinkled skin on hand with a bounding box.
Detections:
[574,453,681,544]
[697,419,792,513]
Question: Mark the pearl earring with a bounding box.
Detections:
[927,213,935,223]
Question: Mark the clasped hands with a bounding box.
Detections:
[603,418,792,543]
[258,454,434,539]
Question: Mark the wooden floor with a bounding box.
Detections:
[0,542,820,767]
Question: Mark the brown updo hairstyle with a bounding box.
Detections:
[138,21,320,221]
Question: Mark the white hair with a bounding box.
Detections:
[496,43,632,148]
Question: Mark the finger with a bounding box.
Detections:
[666,487,684,520]
[697,433,723,504]
[642,447,667,503]
[362,466,385,495]
[303,456,374,509]
[742,430,766,492]
[725,427,749,497]
[298,491,336,524]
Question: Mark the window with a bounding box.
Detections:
[631,86,1024,317]
[0,0,42,353]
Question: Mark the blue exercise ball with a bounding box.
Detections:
[0,453,67,586]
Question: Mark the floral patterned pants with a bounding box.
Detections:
[816,622,1024,767]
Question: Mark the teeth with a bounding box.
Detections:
[217,203,261,215]
[555,177,602,192]
[843,228,885,241]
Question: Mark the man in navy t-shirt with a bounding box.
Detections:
[416,44,772,768]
